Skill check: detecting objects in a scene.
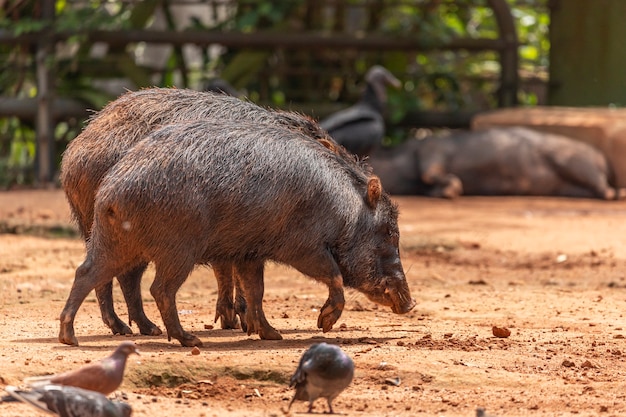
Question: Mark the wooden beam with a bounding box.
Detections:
[0,29,512,52]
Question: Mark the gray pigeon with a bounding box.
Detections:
[288,342,354,414]
[4,384,132,417]
[24,342,139,395]
[476,408,499,417]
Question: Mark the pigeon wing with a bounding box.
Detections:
[320,104,378,134]
[25,359,121,395]
[60,386,109,417]
[4,385,56,415]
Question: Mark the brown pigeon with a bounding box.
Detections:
[288,342,354,414]
[24,342,139,395]
[4,384,132,417]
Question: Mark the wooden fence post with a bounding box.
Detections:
[35,0,56,185]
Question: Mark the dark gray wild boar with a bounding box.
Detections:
[369,127,626,199]
[58,120,416,347]
[60,88,355,339]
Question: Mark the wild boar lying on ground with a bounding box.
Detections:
[369,127,626,199]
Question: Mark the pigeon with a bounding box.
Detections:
[320,65,401,158]
[4,384,132,417]
[24,341,139,396]
[476,407,499,417]
[288,342,355,414]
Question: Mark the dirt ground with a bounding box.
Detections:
[1,189,626,417]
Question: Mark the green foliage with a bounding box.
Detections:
[0,0,156,186]
[0,0,550,185]
[0,1,127,34]
[232,1,297,31]
[512,1,550,70]
[0,117,36,187]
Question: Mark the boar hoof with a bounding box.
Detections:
[142,325,163,336]
[604,188,617,200]
[234,302,247,333]
[178,333,203,347]
[238,315,248,333]
[136,321,163,336]
[215,309,240,330]
[259,326,283,341]
[109,320,133,336]
[441,177,463,199]
[317,303,344,333]
[221,317,240,330]
[58,329,79,346]
[237,310,247,333]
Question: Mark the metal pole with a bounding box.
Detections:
[35,0,56,185]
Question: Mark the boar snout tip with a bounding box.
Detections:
[393,298,417,314]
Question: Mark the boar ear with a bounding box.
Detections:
[366,176,382,208]
[318,138,336,152]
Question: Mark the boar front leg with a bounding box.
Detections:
[291,250,345,333]
[421,162,463,198]
[316,274,345,333]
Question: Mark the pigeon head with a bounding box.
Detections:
[114,342,140,358]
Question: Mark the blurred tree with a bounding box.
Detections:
[549,0,626,106]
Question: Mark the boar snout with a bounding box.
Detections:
[390,290,417,314]
[360,274,416,314]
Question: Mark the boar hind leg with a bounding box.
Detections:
[550,154,616,199]
[59,255,120,346]
[212,262,241,330]
[96,281,132,335]
[118,263,162,336]
[95,264,161,337]
[150,260,201,347]
[94,263,161,336]
[235,261,282,340]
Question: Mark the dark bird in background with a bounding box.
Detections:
[203,78,240,97]
[320,65,401,158]
[288,342,355,414]
[23,342,139,396]
[4,384,132,417]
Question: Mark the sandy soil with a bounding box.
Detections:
[1,189,626,417]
